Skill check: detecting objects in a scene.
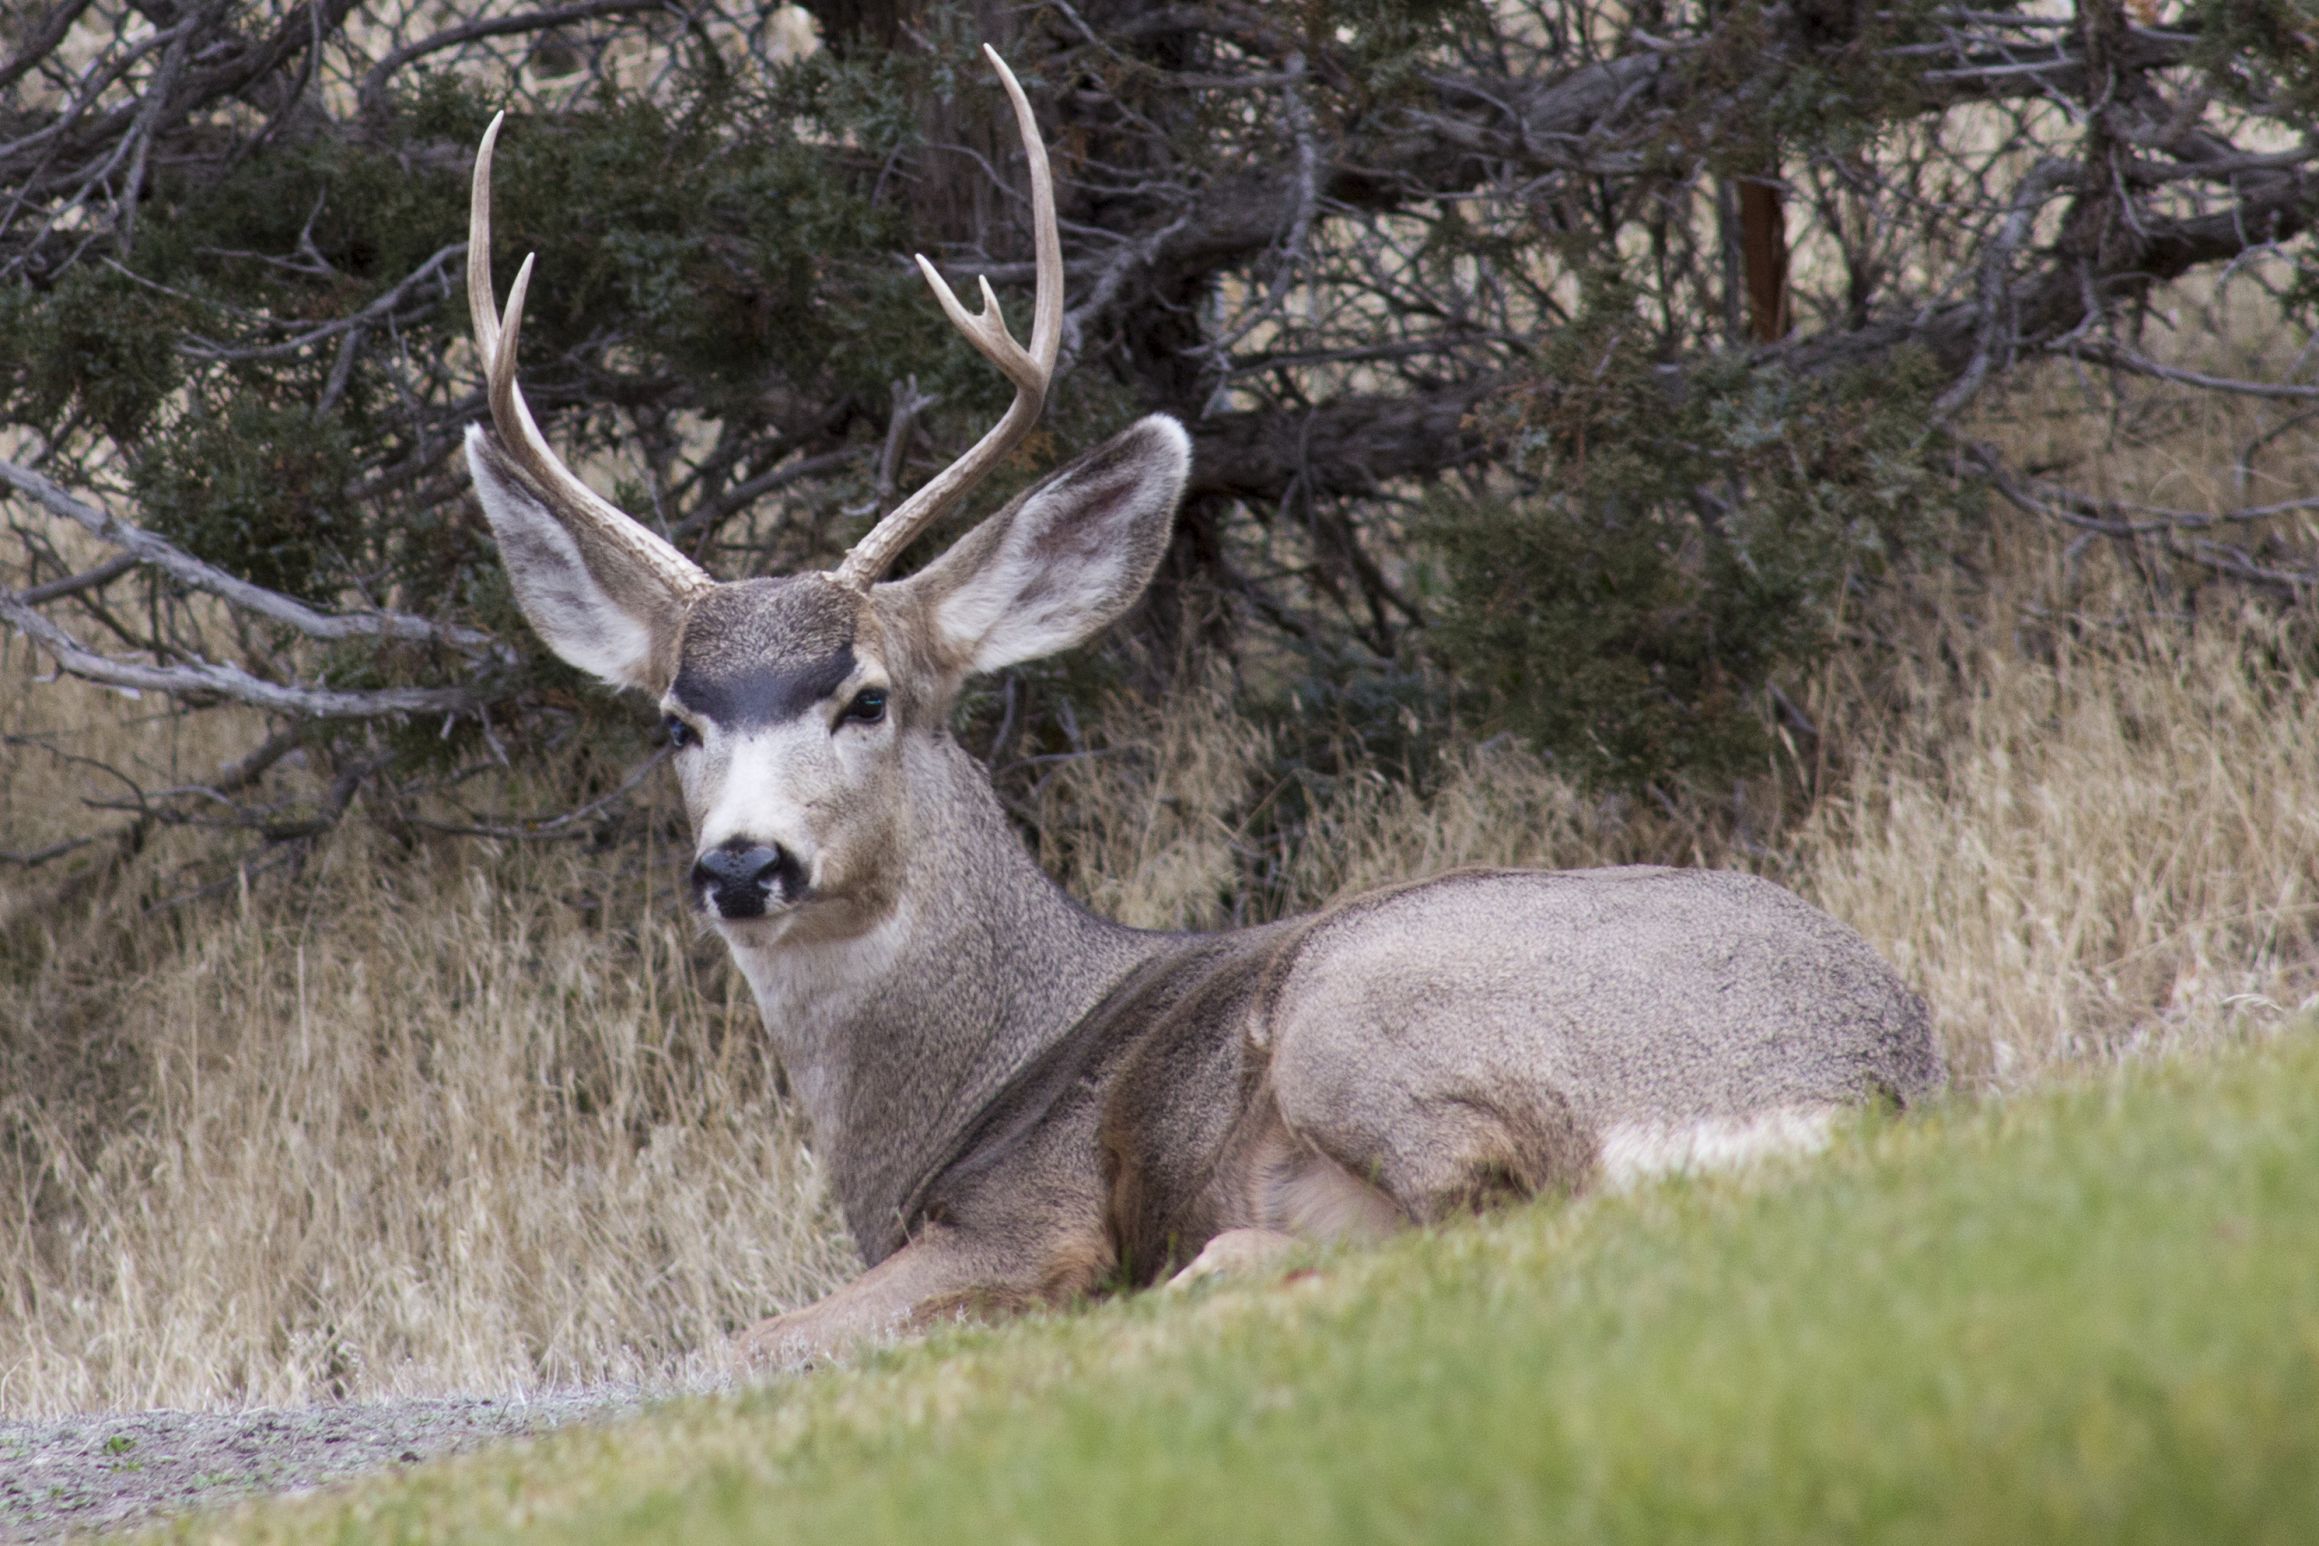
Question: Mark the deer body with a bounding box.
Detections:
[461,52,1942,1368]
[703,717,1936,1360]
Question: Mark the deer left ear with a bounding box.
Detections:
[894,414,1190,676]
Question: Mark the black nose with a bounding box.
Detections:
[691,842,799,918]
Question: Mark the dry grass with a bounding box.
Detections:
[1024,676,1273,932]
[1,664,850,1414]
[0,827,852,1414]
[1800,569,2319,1089]
[5,356,2318,1413]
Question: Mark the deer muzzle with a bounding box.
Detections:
[692,840,806,919]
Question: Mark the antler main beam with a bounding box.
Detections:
[467,48,1055,597]
[467,115,711,600]
[832,47,1064,590]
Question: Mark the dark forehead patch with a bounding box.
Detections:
[671,576,860,729]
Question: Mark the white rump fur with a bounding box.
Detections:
[466,425,664,690]
[1597,1106,1839,1188]
[905,414,1190,675]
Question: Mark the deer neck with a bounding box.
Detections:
[718,733,1166,1262]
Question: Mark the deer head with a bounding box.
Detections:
[465,49,1189,944]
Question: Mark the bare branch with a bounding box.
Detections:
[1188,377,1508,508]
[1933,158,2078,420]
[2062,341,2319,402]
[179,243,467,365]
[18,552,137,605]
[0,456,504,655]
[0,590,476,718]
[0,0,97,95]
[356,0,680,119]
[407,747,672,840]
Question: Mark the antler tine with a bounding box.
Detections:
[833,46,1063,590]
[467,115,710,599]
[468,114,505,362]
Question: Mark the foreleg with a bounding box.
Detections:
[731,1223,1101,1371]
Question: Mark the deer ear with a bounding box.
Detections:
[895,415,1189,676]
[467,426,689,691]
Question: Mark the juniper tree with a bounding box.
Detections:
[2,0,2314,860]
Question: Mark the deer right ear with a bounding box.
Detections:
[466,427,695,692]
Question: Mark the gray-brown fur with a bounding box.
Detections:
[463,84,1941,1362]
[466,405,1944,1367]
[670,579,860,730]
[1256,867,1939,1222]
[464,431,695,690]
[756,730,1160,1261]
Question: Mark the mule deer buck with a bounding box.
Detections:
[464,49,1943,1367]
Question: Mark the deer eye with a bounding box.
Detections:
[839,688,888,727]
[661,714,698,750]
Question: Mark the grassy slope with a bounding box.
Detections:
[168,1027,2319,1546]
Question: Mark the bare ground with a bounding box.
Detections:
[0,1388,654,1542]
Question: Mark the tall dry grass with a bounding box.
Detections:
[0,844,851,1413]
[1802,575,2319,1088]
[2,670,849,1413]
[5,360,2318,1413]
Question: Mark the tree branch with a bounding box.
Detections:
[0,590,477,718]
[0,456,505,655]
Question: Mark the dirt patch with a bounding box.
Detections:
[0,1390,650,1541]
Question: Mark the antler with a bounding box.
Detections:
[467,114,711,599]
[831,46,1063,590]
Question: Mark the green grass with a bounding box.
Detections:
[167,1028,2319,1545]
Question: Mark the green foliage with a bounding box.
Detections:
[1425,281,1964,790]
[2190,0,2319,118]
[5,0,2287,807]
[471,81,931,420]
[1311,0,1489,89]
[1,266,186,442]
[1678,0,1955,174]
[132,401,361,601]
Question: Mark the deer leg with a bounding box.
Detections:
[731,1222,1095,1371]
[1266,1032,1599,1225]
